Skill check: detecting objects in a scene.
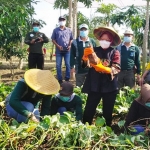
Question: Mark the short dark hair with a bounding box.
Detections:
[58,16,66,21]
[32,21,40,26]
[59,81,73,96]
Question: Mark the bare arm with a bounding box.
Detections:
[139,70,149,86]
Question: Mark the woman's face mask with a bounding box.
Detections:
[145,102,150,108]
[59,95,70,102]
[80,30,88,38]
[33,27,39,32]
[99,40,111,49]
[59,21,66,26]
[124,36,132,43]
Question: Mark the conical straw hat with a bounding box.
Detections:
[24,69,60,95]
[93,26,121,46]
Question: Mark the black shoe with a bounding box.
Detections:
[65,78,69,81]
[58,80,63,85]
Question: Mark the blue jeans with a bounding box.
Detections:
[58,107,67,115]
[6,101,40,123]
[56,52,70,81]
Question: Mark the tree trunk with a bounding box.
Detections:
[72,0,77,39]
[18,37,24,69]
[18,58,24,69]
[9,57,15,81]
[142,0,149,73]
[68,0,72,29]
[50,43,55,62]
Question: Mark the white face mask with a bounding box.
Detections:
[99,40,111,49]
[59,21,66,26]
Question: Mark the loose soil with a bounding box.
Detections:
[0,60,74,85]
[0,69,26,85]
[0,60,56,85]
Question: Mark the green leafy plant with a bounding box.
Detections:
[0,83,150,149]
[0,82,14,102]
[115,86,140,114]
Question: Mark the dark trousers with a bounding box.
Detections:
[75,73,87,87]
[118,70,135,89]
[28,53,44,70]
[83,91,117,126]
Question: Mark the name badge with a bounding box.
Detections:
[130,52,134,57]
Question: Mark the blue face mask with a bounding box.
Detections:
[80,30,88,38]
[124,36,132,43]
[145,102,150,108]
[33,27,39,32]
[59,96,70,102]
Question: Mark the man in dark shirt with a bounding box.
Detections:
[116,29,141,89]
[51,16,73,84]
[24,21,49,69]
[70,24,96,87]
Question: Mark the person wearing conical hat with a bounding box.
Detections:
[81,26,121,126]
[125,84,150,134]
[5,69,60,123]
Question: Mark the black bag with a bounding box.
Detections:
[144,71,150,84]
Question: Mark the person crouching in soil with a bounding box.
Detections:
[5,69,60,123]
[50,81,82,121]
[125,84,150,134]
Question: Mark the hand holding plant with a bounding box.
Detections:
[82,47,100,65]
[82,47,94,61]
[28,113,39,123]
[31,115,39,123]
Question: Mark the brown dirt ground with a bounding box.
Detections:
[0,69,26,85]
[0,65,75,85]
[0,69,75,84]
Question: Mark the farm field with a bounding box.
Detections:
[0,67,150,149]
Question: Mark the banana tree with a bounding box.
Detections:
[110,5,146,47]
[95,3,118,26]
[110,4,150,73]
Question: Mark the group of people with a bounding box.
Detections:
[5,15,150,135]
[6,69,82,123]
[24,16,142,89]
